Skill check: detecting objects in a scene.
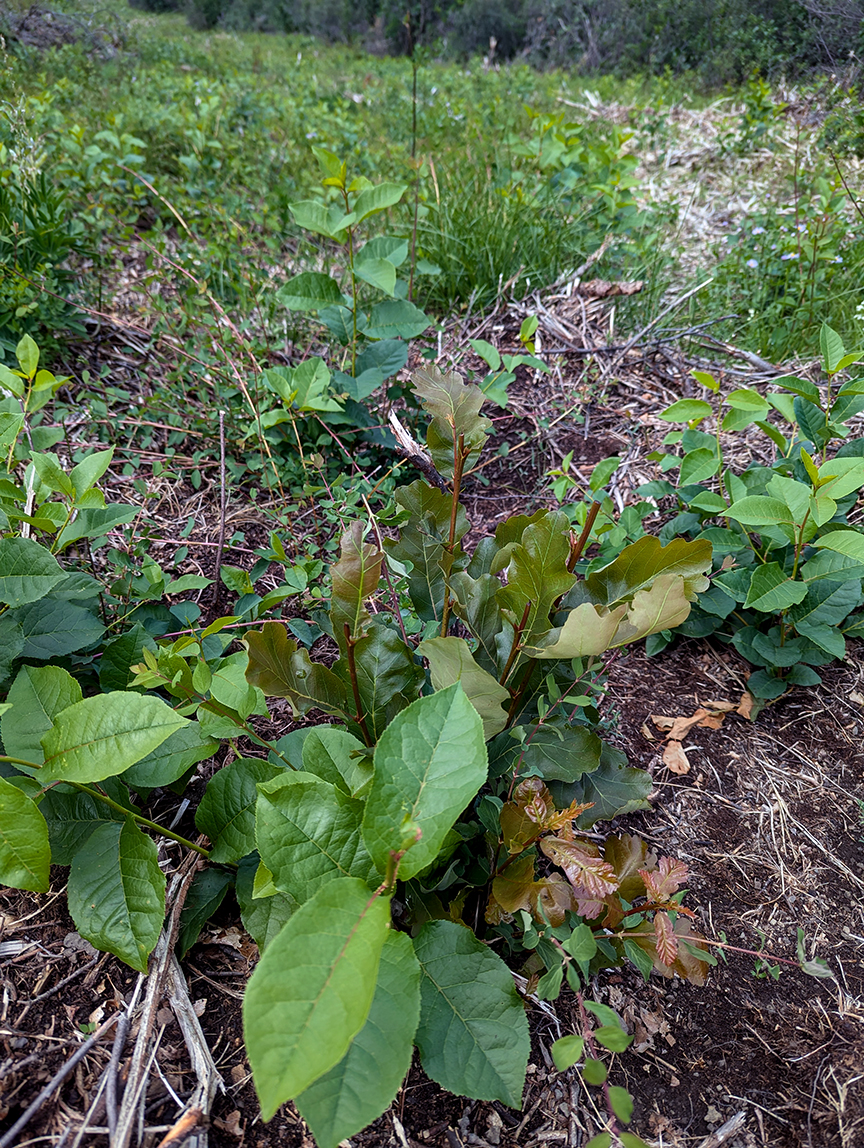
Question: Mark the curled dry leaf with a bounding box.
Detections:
[662,739,690,775]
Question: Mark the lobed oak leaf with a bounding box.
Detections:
[639,857,689,902]
[540,836,618,898]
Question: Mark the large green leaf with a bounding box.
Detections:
[0,537,65,606]
[611,574,702,645]
[787,580,860,628]
[494,723,603,784]
[121,723,217,790]
[295,930,421,1148]
[12,597,104,659]
[196,757,282,864]
[354,254,397,296]
[256,773,379,901]
[40,693,190,783]
[524,602,628,659]
[67,818,166,972]
[813,529,864,563]
[330,521,384,651]
[365,299,430,340]
[336,621,424,743]
[209,652,267,720]
[302,727,373,796]
[499,511,575,650]
[353,182,407,222]
[580,535,712,607]
[99,625,157,692]
[245,622,349,718]
[418,636,509,738]
[362,684,487,881]
[277,271,343,312]
[744,563,808,612]
[235,853,297,950]
[243,877,391,1119]
[450,571,508,676]
[385,480,469,622]
[1,664,82,765]
[414,919,529,1107]
[0,775,50,891]
[37,782,127,864]
[548,746,652,827]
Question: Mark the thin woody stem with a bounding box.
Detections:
[440,432,468,638]
[68,782,210,858]
[499,599,532,687]
[344,623,374,747]
[568,500,602,572]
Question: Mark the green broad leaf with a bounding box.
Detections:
[360,236,409,268]
[235,853,296,950]
[788,580,860,628]
[176,866,234,960]
[0,537,65,606]
[0,776,50,891]
[121,723,217,790]
[245,622,349,719]
[594,1025,633,1052]
[209,651,267,719]
[766,475,811,522]
[277,271,343,312]
[794,396,833,448]
[196,757,282,864]
[385,479,469,622]
[302,726,372,796]
[55,505,138,550]
[821,322,845,374]
[449,571,508,676]
[413,365,492,479]
[581,535,712,608]
[335,621,425,744]
[583,1001,623,1029]
[744,564,808,612]
[551,1034,584,1072]
[767,392,798,424]
[581,1058,607,1086]
[499,510,575,648]
[288,200,339,239]
[69,448,114,499]
[12,597,104,659]
[816,456,864,500]
[418,636,509,739]
[524,601,627,659]
[679,447,720,486]
[330,521,384,651]
[40,693,190,784]
[589,455,621,492]
[0,411,25,450]
[756,419,788,452]
[624,938,655,981]
[99,625,157,692]
[355,338,408,380]
[813,530,864,562]
[67,819,166,972]
[536,963,563,1000]
[658,399,713,423]
[470,337,502,371]
[1,664,82,766]
[0,364,25,398]
[775,374,822,403]
[725,387,770,412]
[548,747,651,827]
[564,923,598,962]
[584,1134,612,1148]
[243,876,391,1119]
[293,357,342,412]
[365,299,430,340]
[362,685,487,882]
[16,333,39,377]
[256,773,380,901]
[295,931,421,1148]
[30,451,74,496]
[723,496,797,526]
[37,781,127,864]
[354,255,397,296]
[414,919,530,1107]
[352,182,407,222]
[794,621,846,659]
[608,1086,634,1124]
[519,725,602,784]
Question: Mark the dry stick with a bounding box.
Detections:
[211,409,228,615]
[105,1010,132,1138]
[160,954,225,1148]
[112,855,201,1148]
[0,1011,121,1148]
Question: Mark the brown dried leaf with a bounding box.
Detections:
[662,739,691,774]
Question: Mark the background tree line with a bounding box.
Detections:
[128,0,864,84]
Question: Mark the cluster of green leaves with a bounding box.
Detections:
[645,323,864,698]
[277,147,430,394]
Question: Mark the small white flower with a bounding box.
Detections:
[746,258,759,269]
[752,226,765,235]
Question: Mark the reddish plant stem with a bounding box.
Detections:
[344,622,374,747]
[568,500,602,572]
